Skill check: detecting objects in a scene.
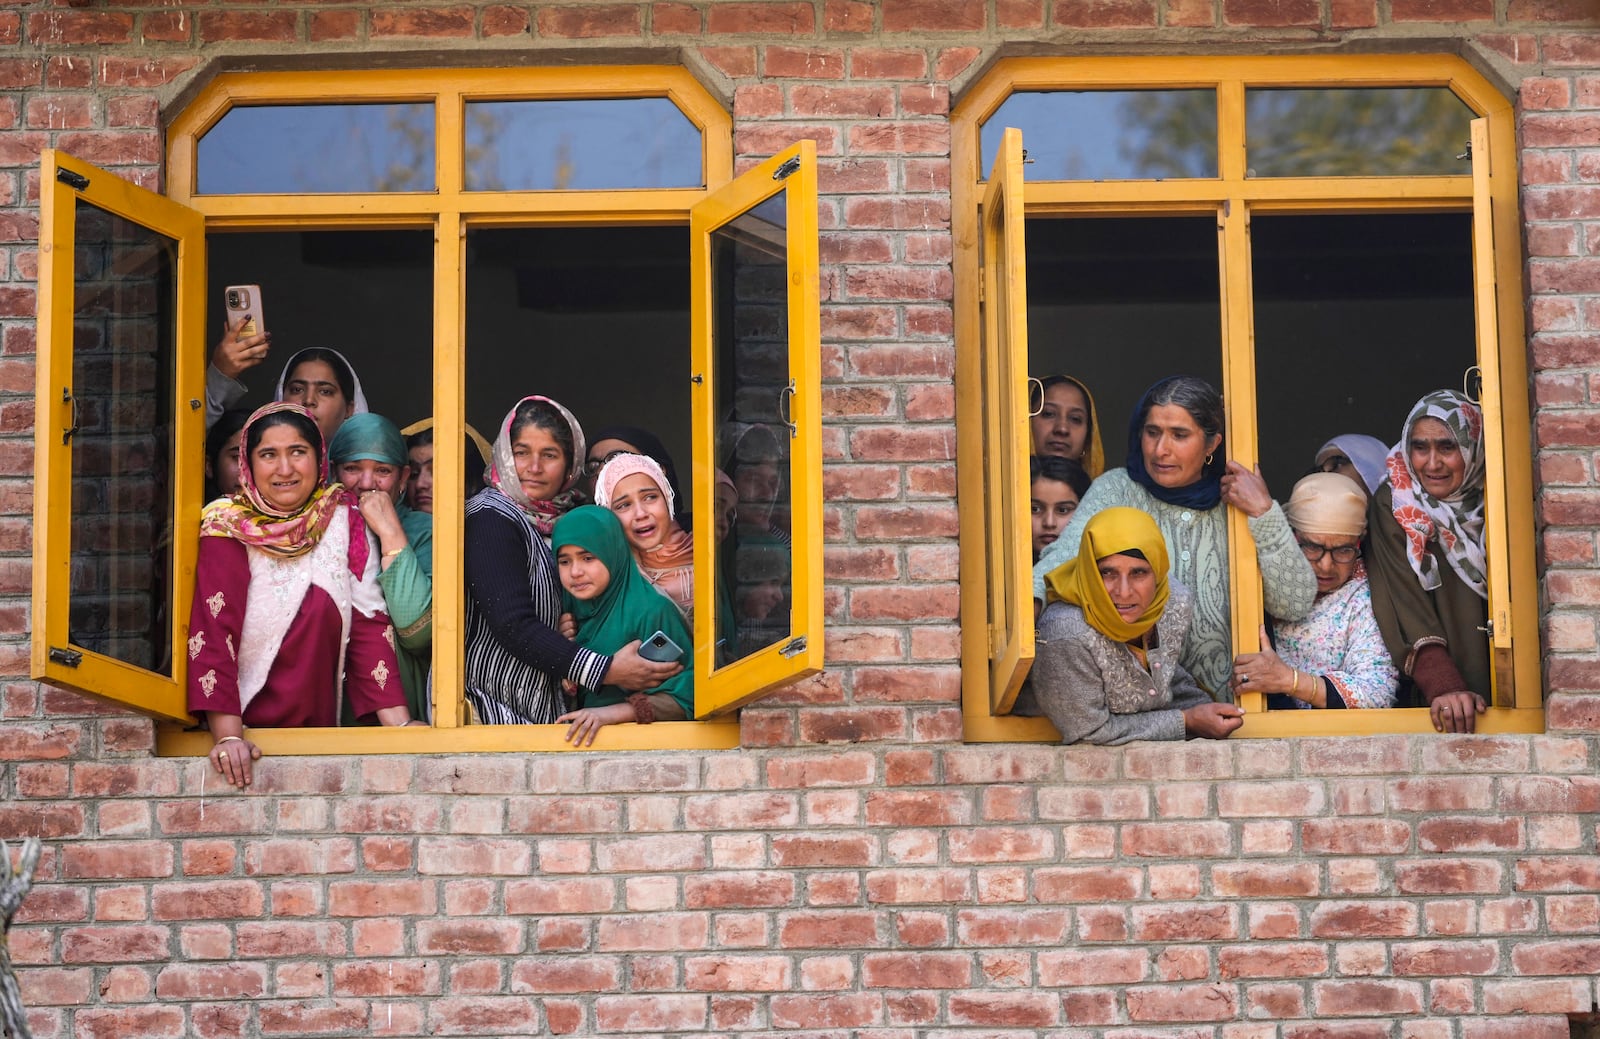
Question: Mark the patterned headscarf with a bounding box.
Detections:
[198,402,361,573]
[486,395,587,538]
[1042,507,1171,642]
[1383,389,1487,600]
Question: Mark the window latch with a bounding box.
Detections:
[779,636,807,658]
[48,646,83,668]
[773,156,801,181]
[56,167,89,191]
[1456,141,1472,162]
[778,380,797,439]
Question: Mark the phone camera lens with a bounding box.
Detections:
[226,291,239,306]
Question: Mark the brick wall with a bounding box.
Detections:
[3,1,1600,1037]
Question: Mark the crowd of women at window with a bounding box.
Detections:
[189,320,774,786]
[1023,373,1494,745]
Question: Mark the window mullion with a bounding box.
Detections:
[432,208,466,728]
[1217,79,1248,184]
[1218,198,1266,713]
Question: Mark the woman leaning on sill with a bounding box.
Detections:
[188,403,417,790]
[1364,389,1492,733]
[1032,375,1317,698]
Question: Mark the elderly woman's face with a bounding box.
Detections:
[1408,417,1466,499]
[1296,532,1362,596]
[1141,404,1219,489]
[1097,552,1157,623]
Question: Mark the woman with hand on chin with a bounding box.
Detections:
[188,403,415,789]
[1032,375,1315,698]
[329,414,434,723]
[1033,507,1243,744]
[1364,389,1492,733]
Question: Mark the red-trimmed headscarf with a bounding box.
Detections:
[486,395,587,538]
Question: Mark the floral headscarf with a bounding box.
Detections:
[487,395,587,538]
[1383,389,1487,600]
[199,402,362,573]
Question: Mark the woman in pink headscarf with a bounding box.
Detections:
[594,452,697,631]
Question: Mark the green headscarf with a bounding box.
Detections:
[328,413,408,469]
[551,505,694,717]
[327,412,432,575]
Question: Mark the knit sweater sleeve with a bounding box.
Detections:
[465,504,608,690]
[1251,501,1318,622]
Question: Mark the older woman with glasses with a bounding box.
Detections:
[1230,472,1398,710]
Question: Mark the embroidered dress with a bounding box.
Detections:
[1270,566,1399,710]
[186,509,403,726]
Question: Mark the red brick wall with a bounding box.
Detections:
[3,2,1600,1036]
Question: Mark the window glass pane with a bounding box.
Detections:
[465,99,703,190]
[1025,216,1223,472]
[1252,212,1475,488]
[1245,88,1476,177]
[981,91,1218,181]
[712,199,795,668]
[197,104,436,194]
[69,202,176,673]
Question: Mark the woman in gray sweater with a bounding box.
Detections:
[1034,506,1244,745]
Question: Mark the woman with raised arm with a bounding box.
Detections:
[1032,375,1315,697]
[463,396,682,726]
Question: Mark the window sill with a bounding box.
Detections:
[962,706,1545,743]
[157,717,742,756]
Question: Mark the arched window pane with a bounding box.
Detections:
[198,104,436,194]
[981,91,1218,181]
[465,99,703,190]
[1245,88,1476,177]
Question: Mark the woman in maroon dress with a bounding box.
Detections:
[188,402,415,788]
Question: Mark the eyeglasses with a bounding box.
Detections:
[581,449,633,477]
[1297,539,1359,564]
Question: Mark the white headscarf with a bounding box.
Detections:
[273,348,370,415]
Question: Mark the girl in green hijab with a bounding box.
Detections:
[552,505,694,745]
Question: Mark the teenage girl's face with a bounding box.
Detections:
[337,458,409,504]
[407,443,434,514]
[283,360,354,445]
[211,429,244,496]
[556,543,611,601]
[1408,417,1467,499]
[609,472,673,552]
[1141,403,1220,489]
[1030,477,1080,558]
[1032,382,1090,462]
[512,424,569,502]
[1097,552,1157,623]
[250,424,320,514]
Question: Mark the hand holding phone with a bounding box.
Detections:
[638,629,684,664]
[214,284,271,380]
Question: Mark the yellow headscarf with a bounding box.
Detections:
[1037,375,1106,478]
[1042,506,1170,642]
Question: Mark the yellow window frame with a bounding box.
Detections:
[33,150,207,723]
[36,67,826,755]
[690,141,825,713]
[953,55,1540,741]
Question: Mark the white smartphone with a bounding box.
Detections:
[639,629,684,664]
[224,284,265,337]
